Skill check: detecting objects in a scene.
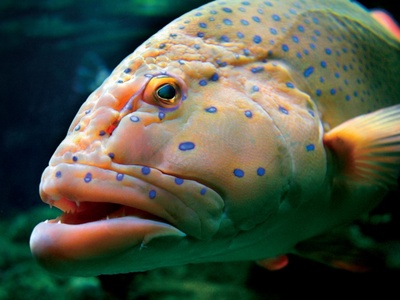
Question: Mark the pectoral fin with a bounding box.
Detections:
[324,105,400,189]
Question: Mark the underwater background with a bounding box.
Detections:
[1,0,400,299]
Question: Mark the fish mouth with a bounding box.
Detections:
[30,163,224,271]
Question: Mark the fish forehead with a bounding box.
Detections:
[119,0,399,127]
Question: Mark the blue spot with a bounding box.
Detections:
[199,79,207,86]
[272,14,281,21]
[130,115,140,122]
[242,1,250,5]
[325,48,332,55]
[335,72,340,78]
[298,25,305,32]
[99,130,106,136]
[346,95,351,101]
[85,109,91,114]
[270,28,278,35]
[84,173,92,183]
[141,166,151,175]
[343,65,348,71]
[217,60,228,67]
[310,43,316,50]
[117,80,123,84]
[306,144,315,152]
[314,30,321,36]
[200,188,207,195]
[55,171,62,178]
[320,77,325,83]
[74,124,81,131]
[222,7,232,13]
[179,142,195,151]
[221,35,230,42]
[297,52,302,58]
[316,89,322,96]
[108,152,115,159]
[124,68,131,73]
[252,85,260,92]
[303,49,309,55]
[116,173,124,181]
[286,82,295,88]
[251,66,264,73]
[354,91,359,97]
[292,35,299,43]
[197,32,205,38]
[308,110,315,117]
[321,61,327,68]
[199,22,207,28]
[279,106,289,114]
[210,73,219,81]
[257,167,266,176]
[210,10,217,14]
[233,169,245,178]
[289,8,297,14]
[257,8,264,14]
[241,19,249,25]
[175,178,184,185]
[252,16,261,23]
[72,156,78,162]
[243,49,250,56]
[237,32,245,38]
[245,110,253,118]
[253,35,262,44]
[264,1,273,6]
[205,106,217,113]
[304,66,314,78]
[223,19,232,26]
[149,190,156,199]
[195,12,202,16]
[158,112,165,121]
[330,88,337,95]
[312,17,319,24]
[282,44,289,52]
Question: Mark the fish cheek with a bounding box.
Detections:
[105,112,171,166]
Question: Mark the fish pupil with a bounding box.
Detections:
[156,84,176,101]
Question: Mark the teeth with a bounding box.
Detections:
[44,220,48,223]
[58,220,62,224]
[106,215,110,220]
[75,201,80,207]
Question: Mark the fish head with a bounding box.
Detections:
[31,5,326,276]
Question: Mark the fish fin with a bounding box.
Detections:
[256,255,289,271]
[294,225,382,272]
[323,104,400,189]
[371,10,400,41]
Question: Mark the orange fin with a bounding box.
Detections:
[324,105,400,189]
[371,10,400,41]
[256,255,289,271]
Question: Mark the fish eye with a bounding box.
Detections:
[143,75,181,108]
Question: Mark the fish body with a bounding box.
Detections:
[30,0,400,276]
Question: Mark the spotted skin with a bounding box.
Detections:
[31,0,400,276]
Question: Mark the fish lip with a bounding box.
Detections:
[39,162,225,240]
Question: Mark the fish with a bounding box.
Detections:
[30,0,400,276]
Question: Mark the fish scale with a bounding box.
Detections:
[30,0,400,276]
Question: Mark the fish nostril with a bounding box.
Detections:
[106,120,120,135]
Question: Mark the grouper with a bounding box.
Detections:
[30,0,400,276]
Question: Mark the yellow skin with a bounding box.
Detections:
[30,0,400,276]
